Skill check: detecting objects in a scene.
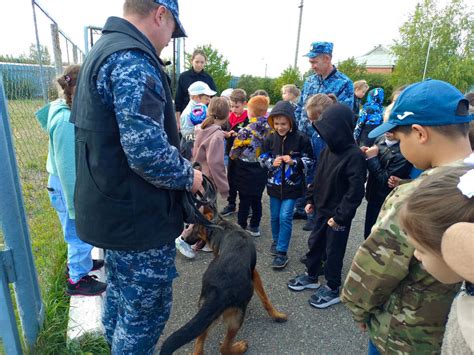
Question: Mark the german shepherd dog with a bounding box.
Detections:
[160,210,288,355]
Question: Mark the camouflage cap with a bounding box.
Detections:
[154,0,186,38]
[304,41,333,58]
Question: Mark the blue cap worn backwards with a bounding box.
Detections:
[304,41,333,58]
[369,79,472,139]
[154,0,186,38]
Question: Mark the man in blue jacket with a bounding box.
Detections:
[70,1,202,353]
[293,41,354,224]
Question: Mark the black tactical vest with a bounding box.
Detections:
[70,17,184,250]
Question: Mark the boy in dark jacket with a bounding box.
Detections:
[221,89,249,216]
[287,104,366,308]
[230,96,272,237]
[362,132,412,239]
[259,101,313,268]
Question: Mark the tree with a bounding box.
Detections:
[391,0,473,92]
[186,44,231,94]
[274,66,303,90]
[272,66,304,101]
[236,75,281,104]
[0,53,34,64]
[337,58,367,82]
[29,43,51,65]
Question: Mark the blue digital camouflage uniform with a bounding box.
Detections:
[295,68,354,137]
[96,49,190,354]
[103,246,177,353]
[97,50,193,191]
[353,88,385,142]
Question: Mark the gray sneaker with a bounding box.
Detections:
[309,285,340,309]
[247,226,260,237]
[221,204,236,217]
[287,274,320,291]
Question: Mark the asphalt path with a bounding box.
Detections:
[157,195,368,355]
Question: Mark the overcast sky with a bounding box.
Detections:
[0,0,433,77]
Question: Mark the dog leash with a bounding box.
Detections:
[182,169,222,229]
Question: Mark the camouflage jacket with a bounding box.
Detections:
[295,66,354,137]
[341,163,461,354]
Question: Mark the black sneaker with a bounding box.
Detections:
[302,219,315,231]
[293,211,307,220]
[221,204,236,217]
[270,242,278,256]
[66,275,107,296]
[66,259,105,278]
[272,254,289,269]
[287,273,320,291]
[309,286,340,309]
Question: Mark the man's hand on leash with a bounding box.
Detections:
[191,169,203,194]
[305,203,314,214]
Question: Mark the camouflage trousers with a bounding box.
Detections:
[103,245,178,354]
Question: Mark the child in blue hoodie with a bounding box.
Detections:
[354,87,385,147]
[35,65,106,296]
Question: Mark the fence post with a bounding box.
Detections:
[51,23,63,76]
[0,74,44,350]
[0,249,23,355]
[31,0,48,103]
[73,45,78,64]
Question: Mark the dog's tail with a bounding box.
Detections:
[159,291,227,355]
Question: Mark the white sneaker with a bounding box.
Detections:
[175,236,196,259]
[200,243,213,252]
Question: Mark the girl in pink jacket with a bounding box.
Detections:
[176,97,230,258]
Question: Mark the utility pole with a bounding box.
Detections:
[294,0,304,69]
[422,21,436,81]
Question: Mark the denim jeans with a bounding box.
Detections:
[368,340,380,355]
[47,174,93,283]
[270,197,296,253]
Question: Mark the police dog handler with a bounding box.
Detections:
[70,1,202,353]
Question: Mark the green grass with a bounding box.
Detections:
[5,99,109,354]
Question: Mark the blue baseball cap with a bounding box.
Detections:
[304,41,333,58]
[154,0,186,38]
[369,79,472,138]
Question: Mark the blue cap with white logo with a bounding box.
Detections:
[304,42,333,58]
[154,0,186,38]
[368,79,472,138]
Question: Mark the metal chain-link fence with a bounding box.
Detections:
[0,63,67,293]
[0,1,84,299]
